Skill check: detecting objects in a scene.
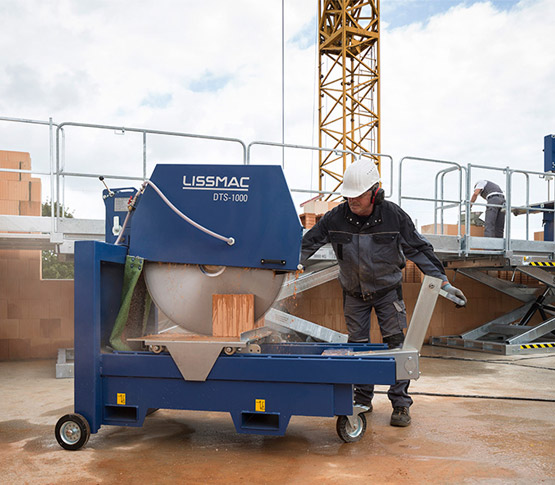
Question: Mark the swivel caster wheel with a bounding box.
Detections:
[55,413,91,450]
[336,413,367,443]
[149,344,165,354]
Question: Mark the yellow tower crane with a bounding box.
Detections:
[318,0,380,195]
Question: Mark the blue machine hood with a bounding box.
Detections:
[128,164,303,271]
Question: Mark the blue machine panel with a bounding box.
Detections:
[103,187,137,244]
[98,352,396,435]
[545,135,555,173]
[128,164,303,271]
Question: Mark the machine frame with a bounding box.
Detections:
[55,240,404,449]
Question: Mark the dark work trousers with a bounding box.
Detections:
[344,287,413,409]
[484,195,505,238]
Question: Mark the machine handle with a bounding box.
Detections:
[261,259,286,266]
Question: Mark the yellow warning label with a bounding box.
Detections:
[530,262,555,267]
[255,399,265,412]
[117,393,126,405]
[520,343,555,349]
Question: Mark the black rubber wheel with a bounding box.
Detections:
[55,413,91,450]
[336,413,367,443]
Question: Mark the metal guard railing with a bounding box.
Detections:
[1,116,554,258]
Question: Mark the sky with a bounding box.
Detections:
[0,0,554,237]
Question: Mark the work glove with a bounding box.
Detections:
[441,283,467,307]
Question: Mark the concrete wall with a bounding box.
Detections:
[0,150,74,361]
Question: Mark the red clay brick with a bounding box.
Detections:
[26,299,44,319]
[23,263,37,282]
[19,200,40,216]
[28,339,54,359]
[1,280,20,300]
[30,179,41,202]
[60,318,74,339]
[48,298,65,318]
[7,259,24,281]
[0,299,7,319]
[0,200,20,214]
[0,250,18,259]
[57,338,74,349]
[0,159,20,170]
[7,151,30,163]
[0,339,9,360]
[40,318,61,339]
[0,180,9,199]
[39,281,62,300]
[9,338,31,359]
[8,181,29,201]
[0,319,19,338]
[59,299,73,319]
[20,250,40,261]
[0,167,21,182]
[19,157,31,170]
[28,259,40,279]
[7,302,27,319]
[20,278,41,299]
[19,319,41,339]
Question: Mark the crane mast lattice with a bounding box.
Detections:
[318,0,380,195]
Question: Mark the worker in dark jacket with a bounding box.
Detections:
[470,180,505,238]
[301,158,467,427]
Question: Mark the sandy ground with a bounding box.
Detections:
[1,346,554,484]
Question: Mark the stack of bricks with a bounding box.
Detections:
[299,199,340,229]
[0,151,41,217]
[497,270,541,286]
[421,223,485,237]
[281,278,356,335]
[0,150,74,361]
[403,261,421,283]
[299,213,317,229]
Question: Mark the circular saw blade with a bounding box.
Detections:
[144,262,285,335]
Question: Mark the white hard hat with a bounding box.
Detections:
[341,159,381,198]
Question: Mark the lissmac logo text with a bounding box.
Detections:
[182,175,250,192]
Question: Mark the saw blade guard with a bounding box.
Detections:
[120,164,302,335]
[128,164,303,272]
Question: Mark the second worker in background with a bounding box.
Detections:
[470,180,506,238]
[301,158,467,427]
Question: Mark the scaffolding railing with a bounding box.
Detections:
[0,116,60,236]
[247,141,394,198]
[1,116,555,260]
[398,154,555,259]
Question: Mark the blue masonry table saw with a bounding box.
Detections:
[55,163,441,450]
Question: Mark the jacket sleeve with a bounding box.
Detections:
[397,208,447,281]
[300,212,331,264]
